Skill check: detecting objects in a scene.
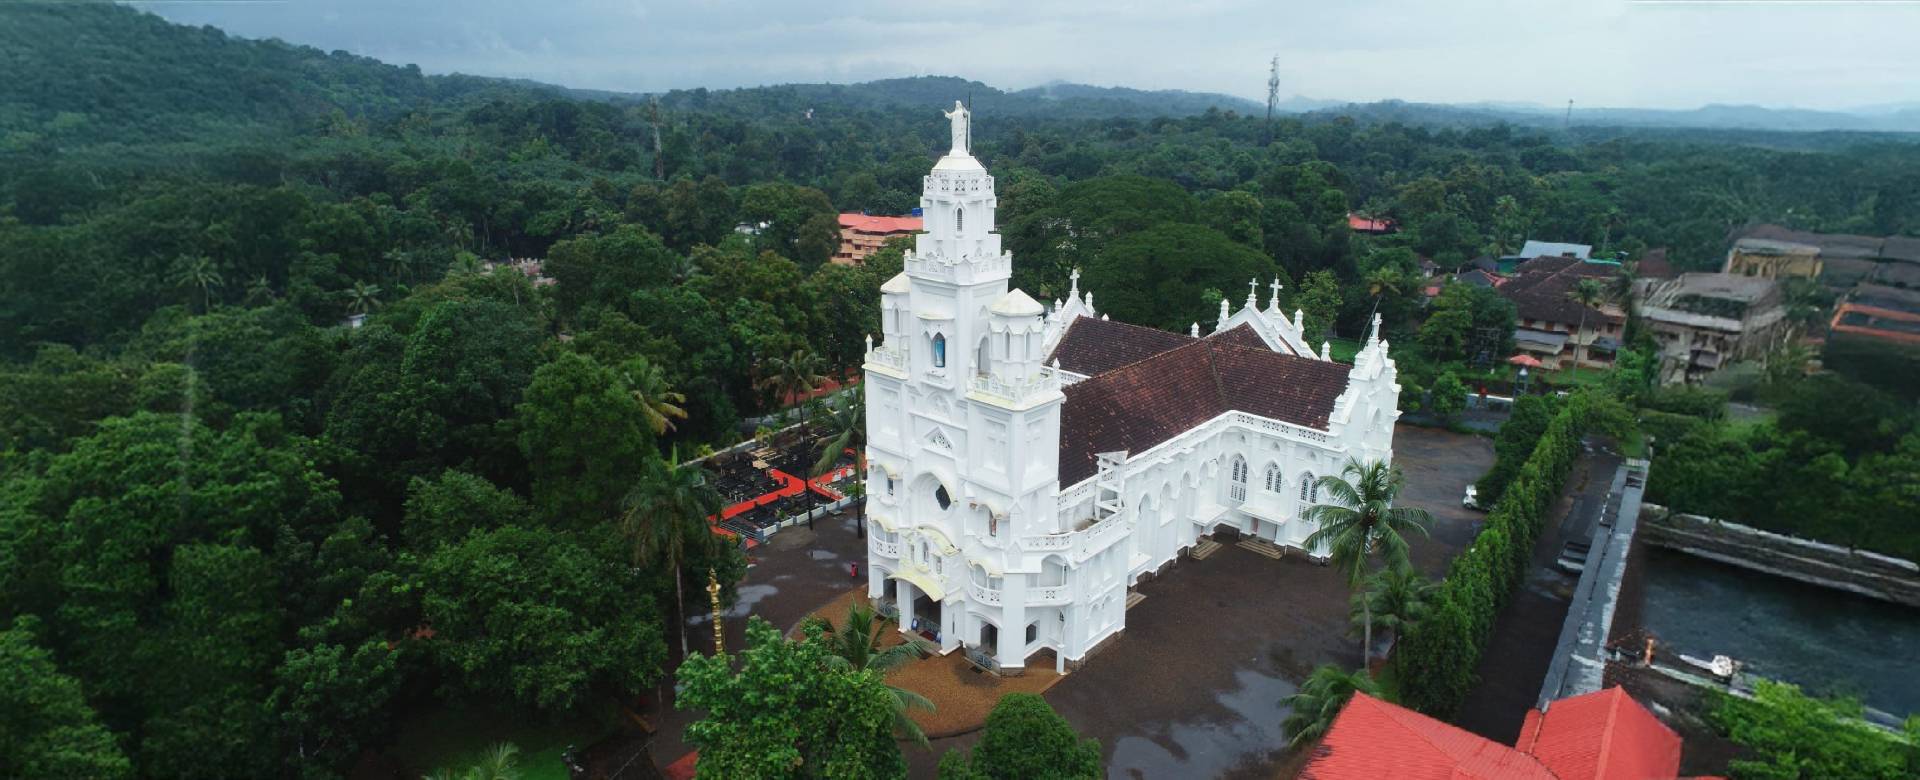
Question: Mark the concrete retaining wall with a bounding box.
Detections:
[1639,506,1920,608]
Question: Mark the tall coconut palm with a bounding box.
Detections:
[756,348,827,413]
[620,457,722,659]
[810,393,867,536]
[1303,458,1432,669]
[809,601,937,747]
[169,254,224,313]
[1349,564,1434,658]
[345,281,384,316]
[620,356,689,435]
[1565,278,1608,382]
[1281,664,1380,750]
[1363,267,1405,325]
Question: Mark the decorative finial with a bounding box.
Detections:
[1084,291,1094,312]
[1369,312,1383,343]
[1320,341,1332,361]
[1069,267,1081,297]
[707,568,724,654]
[1246,278,1259,309]
[1190,322,1200,337]
[1218,297,1231,329]
[1269,278,1283,309]
[1294,308,1305,328]
[864,334,873,353]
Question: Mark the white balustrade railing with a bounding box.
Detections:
[870,538,900,558]
[1030,586,1071,605]
[969,581,1003,605]
[968,369,1057,404]
[1231,412,1332,444]
[865,343,909,374]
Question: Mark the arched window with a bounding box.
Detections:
[1265,463,1284,494]
[1228,456,1248,503]
[934,484,952,511]
[955,207,965,233]
[931,333,947,368]
[976,336,990,377]
[1299,472,1319,504]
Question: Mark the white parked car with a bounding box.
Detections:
[1462,485,1487,511]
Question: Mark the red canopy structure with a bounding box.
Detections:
[1507,354,1545,368]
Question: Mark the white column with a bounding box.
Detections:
[866,558,884,601]
[942,598,961,653]
[897,579,916,636]
[998,575,1028,670]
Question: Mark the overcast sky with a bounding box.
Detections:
[139,0,1920,111]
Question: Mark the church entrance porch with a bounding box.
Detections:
[909,592,942,643]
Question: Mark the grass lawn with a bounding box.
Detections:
[1542,368,1609,388]
[390,701,614,779]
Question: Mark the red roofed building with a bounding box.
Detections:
[1348,213,1397,234]
[835,213,922,266]
[1302,688,1704,780]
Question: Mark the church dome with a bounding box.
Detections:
[933,153,985,172]
[989,288,1045,317]
[881,272,911,294]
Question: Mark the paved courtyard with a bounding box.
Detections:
[654,423,1495,778]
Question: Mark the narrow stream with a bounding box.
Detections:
[1639,546,1920,718]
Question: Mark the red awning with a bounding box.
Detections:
[1508,354,1545,368]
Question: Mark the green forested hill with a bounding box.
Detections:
[0,1,541,148]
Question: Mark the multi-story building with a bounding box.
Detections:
[1497,257,1625,371]
[860,104,1401,675]
[1635,273,1790,384]
[834,213,922,266]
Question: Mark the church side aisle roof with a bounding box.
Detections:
[1046,316,1195,376]
[1057,337,1350,486]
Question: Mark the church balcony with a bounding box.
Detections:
[1022,514,1129,561]
[969,581,1003,605]
[870,536,900,559]
[1030,585,1071,605]
[904,249,1011,284]
[865,343,909,377]
[967,368,1059,407]
[1228,411,1332,445]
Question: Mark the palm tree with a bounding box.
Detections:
[424,742,521,780]
[169,254,223,313]
[1363,267,1405,325]
[243,275,276,306]
[810,393,867,537]
[1349,564,1434,658]
[620,457,722,659]
[446,251,485,278]
[755,348,828,414]
[620,357,689,435]
[1281,664,1380,750]
[345,281,384,316]
[1303,458,1432,669]
[1565,278,1608,382]
[809,601,937,747]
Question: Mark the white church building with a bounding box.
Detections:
[861,103,1401,675]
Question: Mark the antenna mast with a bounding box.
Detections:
[1565,99,1574,130]
[1265,56,1281,145]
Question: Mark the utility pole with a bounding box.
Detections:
[1565,99,1574,131]
[1265,56,1281,146]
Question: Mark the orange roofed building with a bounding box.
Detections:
[835,213,922,266]
[1301,688,1717,780]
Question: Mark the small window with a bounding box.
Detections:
[932,333,947,368]
[956,207,965,233]
[1228,456,1248,503]
[1025,622,1037,644]
[1299,472,1319,504]
[1265,464,1284,494]
[935,485,951,511]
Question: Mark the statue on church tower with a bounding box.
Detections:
[943,100,971,156]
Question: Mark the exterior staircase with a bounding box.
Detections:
[1237,537,1285,560]
[1190,538,1223,560]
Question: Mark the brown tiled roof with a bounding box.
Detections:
[1057,340,1350,486]
[1636,248,1678,280]
[1205,322,1270,350]
[1498,257,1622,328]
[1047,316,1195,376]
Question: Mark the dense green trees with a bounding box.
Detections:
[0,618,132,779]
[678,618,907,779]
[1711,681,1919,780]
[939,693,1103,780]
